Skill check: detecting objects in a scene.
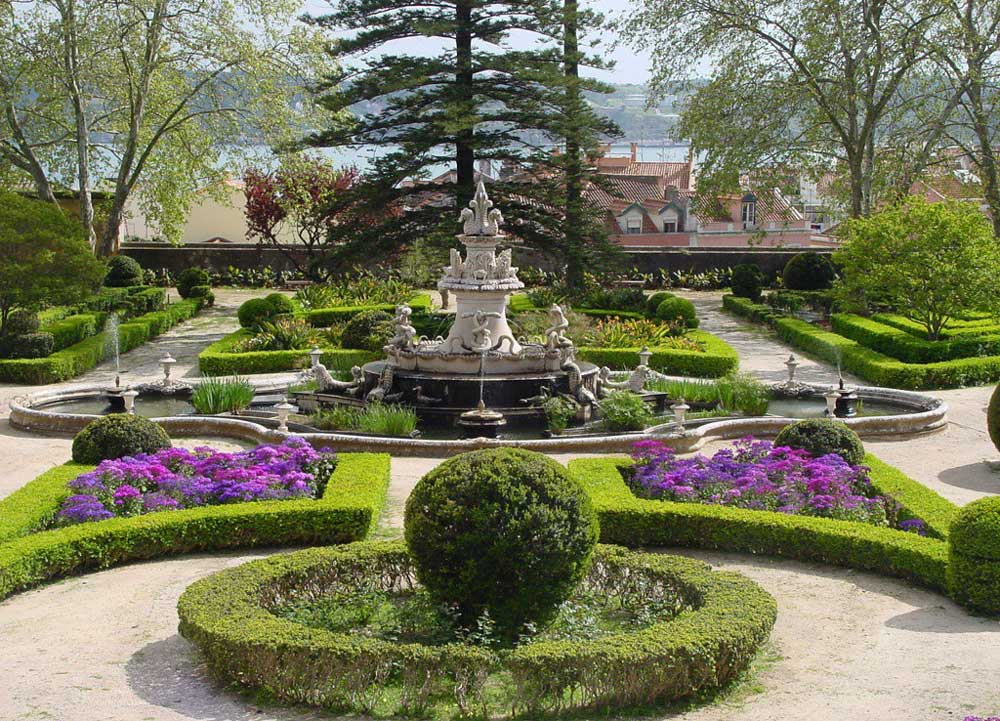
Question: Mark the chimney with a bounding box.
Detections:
[630,142,638,163]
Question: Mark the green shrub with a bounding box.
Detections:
[577,329,739,378]
[302,293,433,327]
[730,264,765,301]
[4,309,40,336]
[176,267,210,298]
[575,286,645,312]
[599,390,654,431]
[404,448,599,642]
[265,292,294,316]
[645,290,675,317]
[237,297,275,328]
[832,313,1000,363]
[198,330,379,375]
[656,296,699,329]
[341,309,394,351]
[357,403,418,436]
[104,255,144,287]
[191,377,256,414]
[948,497,1000,613]
[783,251,835,291]
[187,285,214,306]
[989,385,1000,453]
[6,332,54,359]
[71,414,172,464]
[774,418,865,465]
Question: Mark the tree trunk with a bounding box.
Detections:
[454,0,475,211]
[562,0,585,287]
[3,103,58,205]
[966,79,1000,239]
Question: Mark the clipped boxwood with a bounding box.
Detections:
[578,329,738,378]
[177,540,776,716]
[5,331,55,359]
[404,449,599,641]
[303,293,433,327]
[831,314,1000,363]
[782,251,835,290]
[341,309,394,351]
[0,453,390,600]
[989,385,1000,453]
[948,497,1000,614]
[71,414,172,464]
[656,296,699,328]
[199,329,379,375]
[645,291,675,317]
[568,455,954,593]
[774,418,865,465]
[176,267,210,298]
[237,297,276,328]
[104,255,144,287]
[730,263,765,302]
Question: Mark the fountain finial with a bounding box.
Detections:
[460,179,503,236]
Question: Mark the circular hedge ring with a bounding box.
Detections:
[178,541,776,717]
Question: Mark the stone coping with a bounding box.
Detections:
[10,376,947,457]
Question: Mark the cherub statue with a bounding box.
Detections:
[545,304,572,350]
[388,304,417,350]
[495,248,517,279]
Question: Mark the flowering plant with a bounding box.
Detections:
[629,438,926,532]
[57,438,336,525]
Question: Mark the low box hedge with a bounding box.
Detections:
[198,329,381,375]
[0,452,390,600]
[177,540,776,716]
[724,294,1000,389]
[831,314,1000,363]
[872,313,1000,340]
[579,330,739,378]
[567,455,953,593]
[0,298,204,384]
[303,293,432,327]
[42,312,104,351]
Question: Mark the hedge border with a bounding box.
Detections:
[724,294,1000,389]
[198,329,380,375]
[831,313,1000,363]
[0,298,203,384]
[579,329,739,378]
[303,293,432,327]
[567,454,952,592]
[177,540,776,715]
[0,452,390,600]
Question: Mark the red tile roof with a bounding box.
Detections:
[597,161,693,190]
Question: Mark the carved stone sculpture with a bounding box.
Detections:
[462,308,502,351]
[460,180,503,236]
[388,304,417,350]
[314,363,364,395]
[545,304,572,350]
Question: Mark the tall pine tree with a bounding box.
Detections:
[303,0,619,278]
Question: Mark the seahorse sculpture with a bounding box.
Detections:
[366,365,395,402]
[313,363,364,395]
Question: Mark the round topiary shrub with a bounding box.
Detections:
[655,296,699,329]
[404,448,599,642]
[176,267,211,298]
[987,384,1000,453]
[104,255,144,287]
[265,292,294,316]
[341,309,394,351]
[645,291,675,317]
[237,297,275,328]
[730,263,765,301]
[187,285,215,306]
[774,418,865,465]
[948,496,1000,614]
[71,414,172,464]
[3,309,40,337]
[782,251,836,291]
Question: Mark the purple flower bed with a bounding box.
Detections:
[57,438,336,525]
[629,438,925,532]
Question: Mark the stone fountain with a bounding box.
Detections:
[302,180,600,431]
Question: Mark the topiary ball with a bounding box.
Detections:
[341,309,394,351]
[655,296,699,329]
[72,414,172,465]
[730,264,765,301]
[645,291,675,317]
[947,496,1000,614]
[176,267,211,298]
[237,297,275,328]
[987,385,1000,453]
[774,418,865,465]
[104,255,144,287]
[188,285,215,306]
[404,448,599,643]
[782,251,835,291]
[265,292,294,316]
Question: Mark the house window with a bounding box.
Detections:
[661,208,679,233]
[626,216,642,234]
[741,193,757,228]
[663,221,677,233]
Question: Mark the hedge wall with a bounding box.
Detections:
[578,330,738,378]
[872,313,1000,340]
[198,329,380,375]
[0,299,204,384]
[303,293,432,327]
[568,455,952,592]
[178,540,776,716]
[831,314,1000,363]
[724,295,1000,389]
[0,452,390,601]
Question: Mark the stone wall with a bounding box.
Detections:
[122,243,832,279]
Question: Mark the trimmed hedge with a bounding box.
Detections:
[0,452,390,601]
[831,314,1000,363]
[198,329,380,375]
[567,455,953,592]
[578,329,738,378]
[304,293,432,327]
[724,295,1000,389]
[948,497,1000,614]
[873,313,1000,340]
[0,299,203,384]
[178,540,776,715]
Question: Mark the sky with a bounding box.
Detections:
[298,0,652,85]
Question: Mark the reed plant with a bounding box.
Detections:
[191,377,256,414]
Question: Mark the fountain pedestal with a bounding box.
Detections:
[457,402,507,439]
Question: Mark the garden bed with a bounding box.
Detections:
[0,451,390,600]
[178,540,776,716]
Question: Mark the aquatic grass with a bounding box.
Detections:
[191,376,256,414]
[358,403,418,436]
[646,372,770,416]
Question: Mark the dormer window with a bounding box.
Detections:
[626,216,642,234]
[741,192,757,228]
